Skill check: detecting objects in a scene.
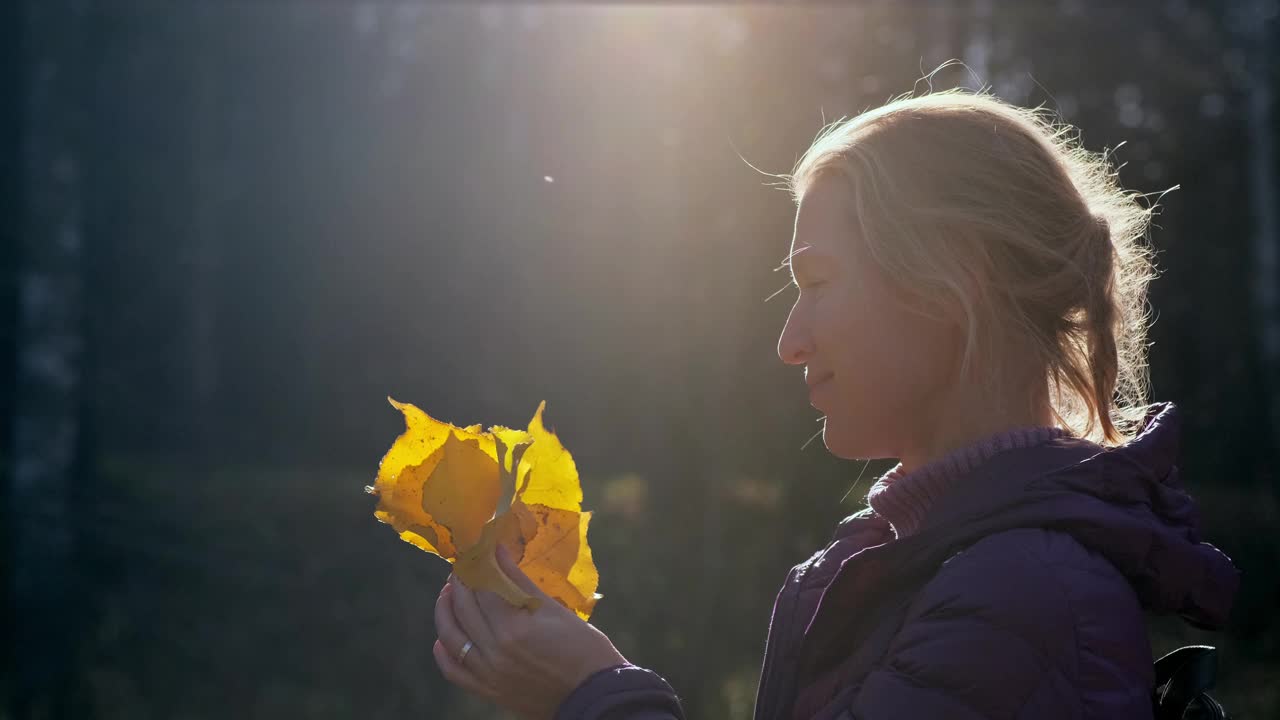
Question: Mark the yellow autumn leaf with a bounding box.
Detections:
[368,398,498,558]
[367,398,601,620]
[515,401,583,512]
[420,432,500,552]
[454,510,541,611]
[491,425,534,474]
[515,504,599,620]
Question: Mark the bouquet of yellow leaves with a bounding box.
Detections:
[365,399,600,620]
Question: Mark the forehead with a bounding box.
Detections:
[791,177,854,259]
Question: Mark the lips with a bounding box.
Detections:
[808,371,829,407]
[806,373,834,406]
[805,372,834,390]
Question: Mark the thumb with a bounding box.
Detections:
[496,544,547,599]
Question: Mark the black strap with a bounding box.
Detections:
[1153,645,1226,719]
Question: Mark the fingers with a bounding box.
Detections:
[495,545,546,599]
[432,637,497,701]
[447,575,501,657]
[434,582,496,678]
[473,546,551,625]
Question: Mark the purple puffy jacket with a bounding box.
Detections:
[554,402,1240,720]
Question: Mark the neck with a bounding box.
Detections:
[868,422,1070,537]
[898,411,1056,474]
[898,374,1055,474]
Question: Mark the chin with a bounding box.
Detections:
[820,420,863,460]
[821,416,889,461]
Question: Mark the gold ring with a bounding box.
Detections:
[456,639,474,663]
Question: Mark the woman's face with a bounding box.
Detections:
[777,177,962,460]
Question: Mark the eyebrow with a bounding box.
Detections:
[774,245,832,275]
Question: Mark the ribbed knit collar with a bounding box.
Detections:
[866,425,1072,538]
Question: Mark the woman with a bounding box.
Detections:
[432,88,1241,720]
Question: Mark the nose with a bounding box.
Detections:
[777,303,813,366]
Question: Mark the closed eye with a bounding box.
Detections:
[763,277,824,303]
[764,280,796,303]
[766,254,827,302]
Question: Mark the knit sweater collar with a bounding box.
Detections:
[865,425,1072,538]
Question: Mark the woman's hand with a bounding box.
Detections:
[433,546,629,720]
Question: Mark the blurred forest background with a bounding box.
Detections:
[2,1,1278,718]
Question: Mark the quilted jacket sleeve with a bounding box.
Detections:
[845,530,1099,720]
[553,664,686,720]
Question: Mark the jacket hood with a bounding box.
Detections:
[798,399,1239,676]
[771,402,1243,714]
[813,402,1240,647]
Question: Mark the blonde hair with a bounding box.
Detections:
[786,87,1165,446]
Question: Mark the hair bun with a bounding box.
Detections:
[1088,214,1115,279]
[1092,214,1112,244]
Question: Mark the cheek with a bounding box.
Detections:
[819,301,959,454]
[850,321,956,398]
[819,291,923,392]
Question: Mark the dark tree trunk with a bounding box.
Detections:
[185,4,224,461]
[8,0,91,715]
[0,0,22,708]
[1244,0,1280,461]
[964,0,993,91]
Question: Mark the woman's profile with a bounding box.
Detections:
[431,86,1241,720]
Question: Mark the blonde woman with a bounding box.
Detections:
[432,88,1240,720]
